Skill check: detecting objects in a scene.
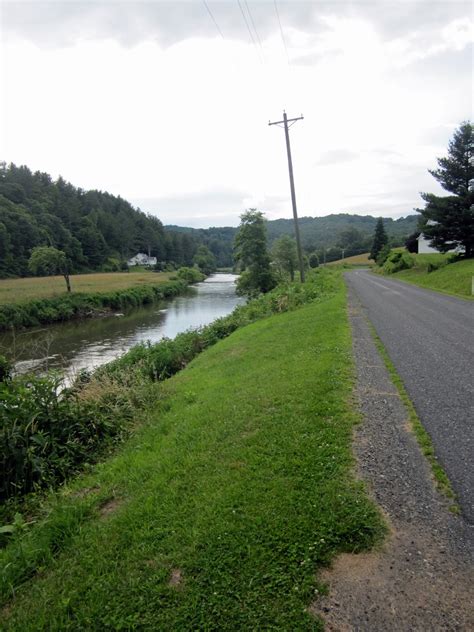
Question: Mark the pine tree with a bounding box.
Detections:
[418,121,474,257]
[369,217,388,261]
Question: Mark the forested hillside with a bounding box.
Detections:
[0,162,419,278]
[169,213,419,264]
[0,163,201,277]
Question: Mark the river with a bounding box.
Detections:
[1,274,243,380]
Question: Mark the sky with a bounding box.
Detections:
[0,1,472,228]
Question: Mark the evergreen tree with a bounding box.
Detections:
[234,209,276,297]
[370,217,388,261]
[418,121,473,257]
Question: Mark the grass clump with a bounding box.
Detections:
[0,269,385,629]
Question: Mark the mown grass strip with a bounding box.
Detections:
[1,275,384,630]
[368,324,458,510]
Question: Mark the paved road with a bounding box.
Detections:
[345,270,474,523]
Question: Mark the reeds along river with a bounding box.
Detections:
[1,274,244,381]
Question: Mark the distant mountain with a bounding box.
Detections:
[167,213,419,264]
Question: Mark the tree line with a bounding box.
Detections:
[0,163,217,278]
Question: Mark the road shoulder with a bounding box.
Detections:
[311,284,474,631]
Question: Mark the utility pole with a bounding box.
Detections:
[269,111,305,282]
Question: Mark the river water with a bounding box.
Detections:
[1,274,243,379]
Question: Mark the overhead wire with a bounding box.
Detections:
[237,0,263,64]
[273,0,291,66]
[244,0,266,63]
[202,0,225,39]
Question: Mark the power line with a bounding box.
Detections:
[202,0,225,39]
[273,0,290,66]
[244,0,265,62]
[237,0,263,63]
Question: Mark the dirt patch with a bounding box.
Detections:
[311,285,474,631]
[98,497,122,518]
[70,485,100,499]
[168,568,183,588]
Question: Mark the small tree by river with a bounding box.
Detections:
[28,246,72,292]
[234,209,276,297]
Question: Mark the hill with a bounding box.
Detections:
[168,213,419,264]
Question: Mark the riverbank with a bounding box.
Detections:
[0,277,190,331]
[1,269,384,629]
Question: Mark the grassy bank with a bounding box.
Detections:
[1,271,384,630]
[0,279,189,331]
[376,253,473,298]
[0,271,174,305]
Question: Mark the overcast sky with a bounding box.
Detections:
[1,1,472,227]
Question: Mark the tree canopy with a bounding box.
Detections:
[28,246,72,292]
[234,209,276,297]
[417,121,473,258]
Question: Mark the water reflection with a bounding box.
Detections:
[1,274,243,379]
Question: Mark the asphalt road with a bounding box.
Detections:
[345,269,474,523]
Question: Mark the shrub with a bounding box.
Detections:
[376,244,391,266]
[0,374,128,501]
[382,251,415,274]
[176,267,205,283]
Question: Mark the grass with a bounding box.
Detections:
[0,272,172,306]
[379,254,474,298]
[328,253,373,266]
[369,324,458,509]
[1,273,384,630]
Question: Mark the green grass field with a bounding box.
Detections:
[1,275,384,630]
[328,252,373,266]
[0,272,173,306]
[388,255,474,298]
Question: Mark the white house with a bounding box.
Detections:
[127,253,157,267]
[416,221,463,254]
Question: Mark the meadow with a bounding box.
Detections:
[0,271,172,306]
[328,252,373,266]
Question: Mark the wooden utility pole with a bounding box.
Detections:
[269,111,305,282]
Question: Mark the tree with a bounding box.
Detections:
[308,252,319,268]
[405,231,420,253]
[417,121,473,257]
[234,209,276,297]
[271,235,298,281]
[369,218,388,261]
[28,246,72,292]
[193,245,216,276]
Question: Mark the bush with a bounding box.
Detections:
[376,244,391,266]
[176,267,205,283]
[0,374,128,501]
[382,251,415,274]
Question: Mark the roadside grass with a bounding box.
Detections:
[391,257,473,298]
[328,252,373,266]
[1,275,385,630]
[369,325,458,509]
[0,271,172,305]
[377,254,474,299]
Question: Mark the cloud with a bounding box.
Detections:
[315,149,359,165]
[2,0,472,51]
